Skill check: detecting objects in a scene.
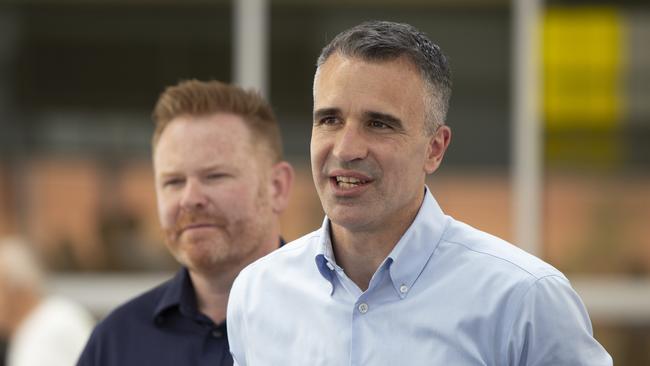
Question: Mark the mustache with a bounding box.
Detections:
[173,209,227,234]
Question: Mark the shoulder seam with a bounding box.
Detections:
[440,239,557,280]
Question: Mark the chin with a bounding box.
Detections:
[180,250,228,272]
[327,209,374,231]
[171,240,229,269]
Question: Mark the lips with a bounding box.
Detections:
[181,223,216,232]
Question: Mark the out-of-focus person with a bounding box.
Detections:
[0,236,95,366]
[77,80,294,366]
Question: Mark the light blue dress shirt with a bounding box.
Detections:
[227,188,612,366]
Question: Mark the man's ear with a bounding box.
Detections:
[268,161,295,214]
[424,125,451,174]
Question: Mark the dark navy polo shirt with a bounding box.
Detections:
[77,268,232,366]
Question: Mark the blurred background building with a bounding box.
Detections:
[0,0,648,363]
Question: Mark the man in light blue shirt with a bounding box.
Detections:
[227,20,612,365]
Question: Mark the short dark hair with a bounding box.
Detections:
[152,79,283,162]
[316,20,452,133]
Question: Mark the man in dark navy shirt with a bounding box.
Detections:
[77,80,294,366]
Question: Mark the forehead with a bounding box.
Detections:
[314,54,427,123]
[153,113,257,169]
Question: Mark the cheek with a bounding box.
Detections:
[156,193,177,229]
[310,132,327,157]
[310,137,327,173]
[395,149,428,186]
[309,142,318,166]
[213,183,259,214]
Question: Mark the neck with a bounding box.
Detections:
[330,192,424,291]
[189,270,235,324]
[330,229,395,291]
[190,228,281,324]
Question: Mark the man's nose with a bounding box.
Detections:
[332,123,368,162]
[180,179,207,209]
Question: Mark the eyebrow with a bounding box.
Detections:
[157,164,229,177]
[313,108,405,131]
[313,107,341,121]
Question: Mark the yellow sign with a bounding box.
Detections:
[543,7,625,129]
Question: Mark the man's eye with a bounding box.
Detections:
[163,178,183,187]
[206,173,226,180]
[369,120,389,129]
[315,116,339,126]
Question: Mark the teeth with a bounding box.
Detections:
[336,176,362,183]
[335,176,367,189]
[338,182,358,189]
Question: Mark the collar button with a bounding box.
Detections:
[211,330,224,338]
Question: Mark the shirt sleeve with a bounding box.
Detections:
[504,275,613,366]
[227,272,248,366]
[76,329,100,366]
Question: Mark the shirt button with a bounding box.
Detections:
[399,284,409,294]
[211,330,223,338]
[358,303,369,314]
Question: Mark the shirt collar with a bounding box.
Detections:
[153,267,199,322]
[314,186,449,299]
[154,237,286,322]
[386,186,448,298]
[314,218,339,295]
